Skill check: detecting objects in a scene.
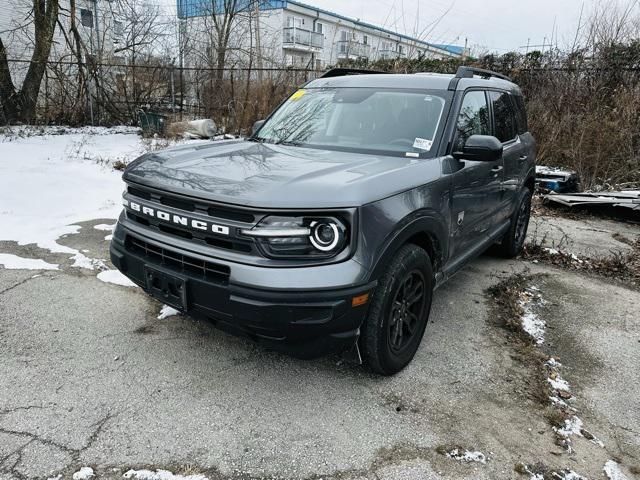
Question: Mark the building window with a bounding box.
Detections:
[340,30,348,41]
[286,16,303,28]
[363,35,368,45]
[113,20,123,37]
[315,22,323,34]
[80,9,93,28]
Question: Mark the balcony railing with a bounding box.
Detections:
[378,49,407,60]
[336,40,371,59]
[283,27,323,51]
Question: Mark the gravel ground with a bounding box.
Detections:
[0,215,639,480]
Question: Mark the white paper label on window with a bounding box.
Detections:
[413,137,433,151]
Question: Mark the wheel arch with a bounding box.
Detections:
[368,215,447,282]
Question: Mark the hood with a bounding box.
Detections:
[123,139,442,209]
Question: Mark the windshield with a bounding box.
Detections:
[254,87,447,156]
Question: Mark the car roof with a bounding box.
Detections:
[306,72,522,95]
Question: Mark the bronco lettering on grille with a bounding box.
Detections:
[124,199,230,235]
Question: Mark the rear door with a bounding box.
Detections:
[449,90,504,258]
[488,90,527,220]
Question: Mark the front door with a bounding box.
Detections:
[449,90,504,258]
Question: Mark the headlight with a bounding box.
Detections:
[240,215,348,258]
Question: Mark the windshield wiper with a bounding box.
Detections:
[273,139,302,146]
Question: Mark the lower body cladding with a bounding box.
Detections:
[109,226,375,359]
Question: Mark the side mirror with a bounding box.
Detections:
[452,135,503,162]
[251,119,265,137]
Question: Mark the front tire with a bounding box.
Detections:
[496,188,532,258]
[360,244,433,375]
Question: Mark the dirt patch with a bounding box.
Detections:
[486,273,607,457]
[487,274,551,404]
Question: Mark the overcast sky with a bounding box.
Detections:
[304,0,596,53]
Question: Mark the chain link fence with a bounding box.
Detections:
[1,58,321,134]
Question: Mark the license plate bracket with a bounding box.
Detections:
[144,265,188,311]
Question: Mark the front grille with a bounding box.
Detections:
[126,211,254,254]
[127,185,255,222]
[126,235,230,283]
[125,184,258,254]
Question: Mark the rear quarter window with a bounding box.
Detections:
[489,91,517,143]
[512,95,528,134]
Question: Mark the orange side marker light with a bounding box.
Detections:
[352,293,369,307]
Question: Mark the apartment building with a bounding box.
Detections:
[0,0,127,63]
[177,0,466,69]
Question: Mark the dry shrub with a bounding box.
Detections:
[521,239,640,288]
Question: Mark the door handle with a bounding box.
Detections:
[518,155,528,162]
[491,166,503,173]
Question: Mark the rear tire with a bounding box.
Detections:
[359,244,433,375]
[496,188,532,258]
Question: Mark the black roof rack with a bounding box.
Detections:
[448,66,511,90]
[319,67,387,79]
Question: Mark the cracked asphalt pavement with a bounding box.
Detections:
[1,214,639,479]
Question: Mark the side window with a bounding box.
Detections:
[513,95,528,134]
[489,91,517,142]
[455,90,490,150]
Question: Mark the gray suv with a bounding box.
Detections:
[110,66,535,375]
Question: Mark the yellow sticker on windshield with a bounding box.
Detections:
[290,89,306,101]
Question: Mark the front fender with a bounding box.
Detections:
[366,211,449,282]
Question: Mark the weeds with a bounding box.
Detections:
[521,239,640,288]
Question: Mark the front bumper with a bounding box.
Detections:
[110,225,375,359]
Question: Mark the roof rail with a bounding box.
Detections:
[455,66,511,81]
[448,66,511,90]
[319,67,387,79]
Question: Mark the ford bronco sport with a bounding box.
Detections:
[111,66,535,375]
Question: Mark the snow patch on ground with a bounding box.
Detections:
[554,415,583,437]
[445,448,487,464]
[158,305,181,320]
[518,285,546,344]
[0,127,141,269]
[553,470,587,480]
[71,251,108,270]
[548,374,571,392]
[94,223,116,231]
[123,469,208,480]
[0,253,59,270]
[604,460,630,480]
[97,269,137,287]
[72,467,95,480]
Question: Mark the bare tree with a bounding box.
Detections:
[0,0,59,123]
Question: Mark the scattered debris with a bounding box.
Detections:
[536,166,581,193]
[123,469,208,480]
[545,190,640,211]
[72,467,95,480]
[168,119,217,139]
[0,253,59,270]
[603,460,630,480]
[157,304,181,320]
